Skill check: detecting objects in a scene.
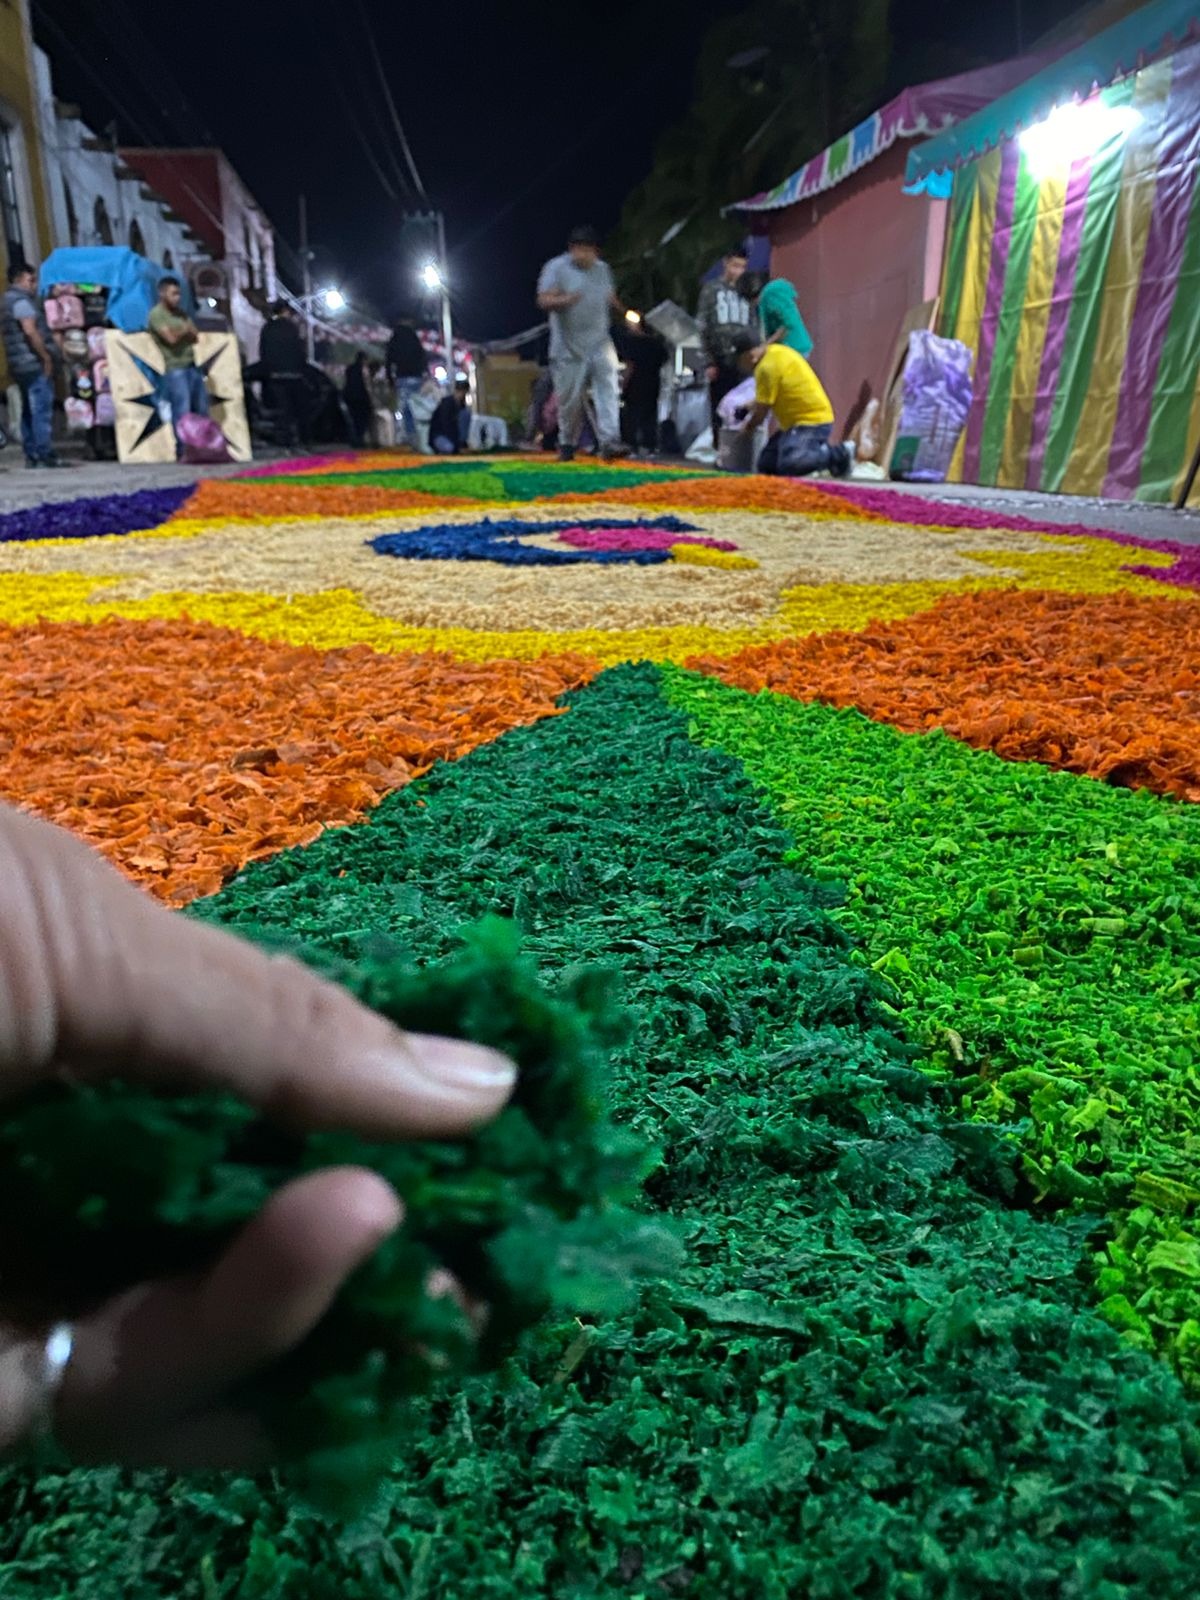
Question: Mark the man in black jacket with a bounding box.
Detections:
[385,315,428,447]
[259,302,310,447]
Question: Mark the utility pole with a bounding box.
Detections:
[299,193,314,362]
[437,210,455,392]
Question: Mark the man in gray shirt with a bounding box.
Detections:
[536,225,630,461]
[1,262,60,468]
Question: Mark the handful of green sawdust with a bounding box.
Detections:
[0,918,678,1508]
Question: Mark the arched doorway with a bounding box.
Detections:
[94,196,113,245]
[129,217,146,256]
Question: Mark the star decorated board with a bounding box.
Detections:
[106,331,251,464]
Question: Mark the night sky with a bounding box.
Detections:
[32,0,1071,337]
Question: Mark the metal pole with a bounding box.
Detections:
[299,193,314,362]
[437,210,455,392]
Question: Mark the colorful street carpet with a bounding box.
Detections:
[3,452,1200,1595]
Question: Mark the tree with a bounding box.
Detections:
[606,0,891,309]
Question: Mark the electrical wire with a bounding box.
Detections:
[306,10,405,208]
[340,46,420,202]
[355,0,428,201]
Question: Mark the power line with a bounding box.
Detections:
[342,46,420,202]
[307,11,404,207]
[453,58,662,258]
[355,0,428,201]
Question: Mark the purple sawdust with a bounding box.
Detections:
[816,483,1200,591]
[236,453,359,478]
[0,485,196,544]
[557,527,738,553]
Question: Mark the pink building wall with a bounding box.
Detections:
[765,142,947,425]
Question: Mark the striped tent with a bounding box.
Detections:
[937,34,1200,502]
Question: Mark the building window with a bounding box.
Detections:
[0,122,26,266]
[94,196,112,245]
[63,180,79,247]
[129,217,146,255]
[162,247,174,269]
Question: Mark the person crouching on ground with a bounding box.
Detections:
[535,224,630,463]
[428,378,472,454]
[730,330,853,478]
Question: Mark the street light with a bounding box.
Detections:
[322,286,346,312]
[419,245,456,393]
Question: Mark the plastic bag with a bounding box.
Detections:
[851,398,881,462]
[890,331,973,483]
[64,396,93,431]
[45,295,84,331]
[717,376,757,426]
[176,412,231,464]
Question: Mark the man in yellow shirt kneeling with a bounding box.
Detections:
[731,331,853,478]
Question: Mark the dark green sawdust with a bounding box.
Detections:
[286,462,713,501]
[4,664,1200,1597]
[0,918,676,1510]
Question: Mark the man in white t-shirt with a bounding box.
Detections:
[536,225,630,461]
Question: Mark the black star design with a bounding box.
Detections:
[197,339,232,411]
[119,346,172,452]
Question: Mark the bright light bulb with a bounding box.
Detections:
[1020,99,1141,180]
[421,262,442,291]
[434,364,447,381]
[322,287,346,311]
[625,310,642,324]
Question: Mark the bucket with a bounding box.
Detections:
[718,425,758,473]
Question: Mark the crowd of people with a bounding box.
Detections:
[530,229,846,478]
[0,232,844,476]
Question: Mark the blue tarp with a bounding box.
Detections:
[37,246,195,332]
[905,0,1200,189]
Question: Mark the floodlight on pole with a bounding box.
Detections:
[322,287,346,312]
[421,261,442,292]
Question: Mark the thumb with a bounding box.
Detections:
[0,805,515,1136]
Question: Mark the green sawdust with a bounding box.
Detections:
[0,919,674,1512]
[665,668,1200,1385]
[289,463,712,500]
[5,664,1200,1597]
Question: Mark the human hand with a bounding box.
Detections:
[0,804,515,1466]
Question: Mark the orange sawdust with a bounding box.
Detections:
[689,588,1200,801]
[552,475,895,515]
[0,617,598,903]
[172,478,476,522]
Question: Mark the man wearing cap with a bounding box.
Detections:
[536,225,630,462]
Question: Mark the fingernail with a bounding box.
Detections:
[394,1032,518,1096]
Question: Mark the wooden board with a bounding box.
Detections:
[106,330,251,465]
